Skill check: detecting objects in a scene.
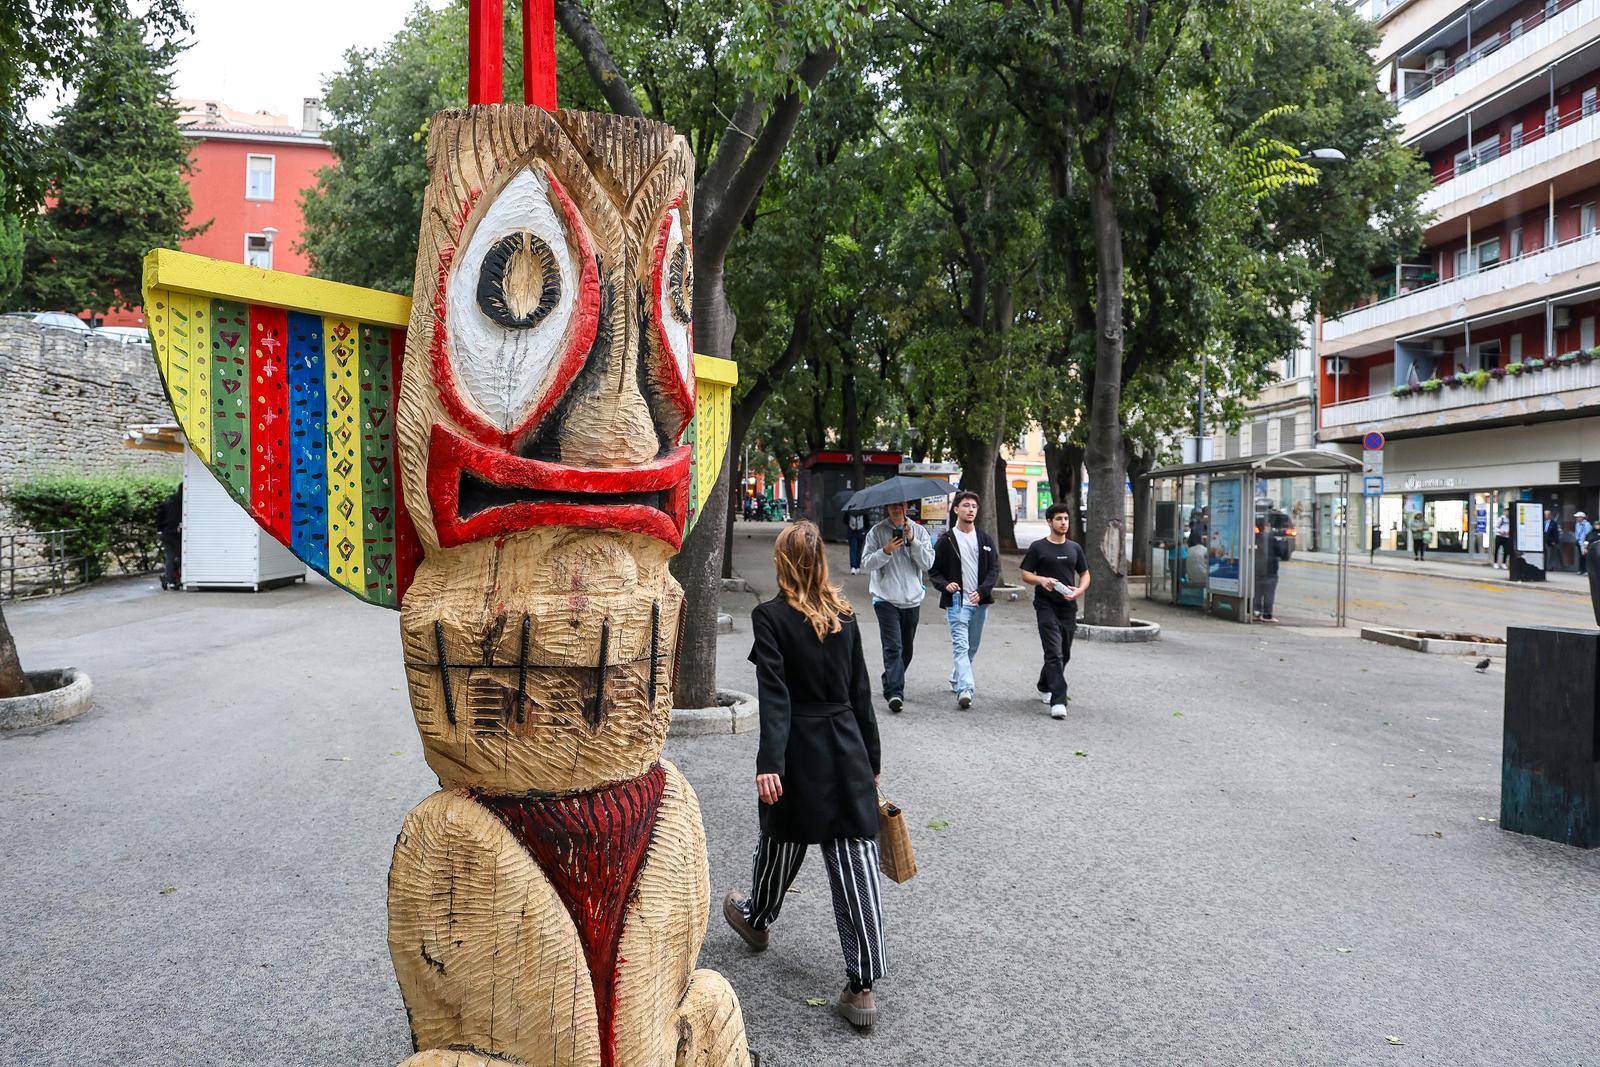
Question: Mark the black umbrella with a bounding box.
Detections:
[842,476,958,513]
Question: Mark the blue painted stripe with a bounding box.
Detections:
[287,311,329,571]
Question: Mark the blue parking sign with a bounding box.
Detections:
[1363,475,1384,496]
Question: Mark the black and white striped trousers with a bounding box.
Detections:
[738,834,888,986]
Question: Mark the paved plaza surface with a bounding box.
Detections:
[3,524,1598,1066]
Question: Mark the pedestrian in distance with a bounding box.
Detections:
[1020,503,1092,720]
[846,509,868,575]
[1409,511,1428,561]
[1493,508,1512,569]
[155,485,183,590]
[1576,511,1593,576]
[1545,509,1562,570]
[723,521,887,1030]
[927,491,1001,710]
[860,499,934,713]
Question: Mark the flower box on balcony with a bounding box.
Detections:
[1490,367,1507,380]
[1527,358,1547,371]
[1420,378,1443,392]
[1507,362,1525,375]
[1442,374,1464,388]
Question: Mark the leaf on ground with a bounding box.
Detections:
[390,751,403,756]
[1384,1035,1405,1046]
[1172,711,1184,717]
[927,819,949,831]
[159,886,177,895]
[1073,750,1089,758]
[805,997,830,1007]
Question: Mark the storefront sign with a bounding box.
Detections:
[1401,473,1463,491]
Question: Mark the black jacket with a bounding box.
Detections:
[748,598,881,843]
[928,526,1001,608]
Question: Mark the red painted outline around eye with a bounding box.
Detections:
[650,192,695,439]
[429,167,601,451]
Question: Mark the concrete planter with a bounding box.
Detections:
[1360,627,1505,658]
[0,668,94,730]
[1075,618,1161,643]
[670,689,756,737]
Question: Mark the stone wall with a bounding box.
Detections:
[0,318,177,537]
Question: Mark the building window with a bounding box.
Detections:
[1583,202,1598,235]
[1584,317,1597,351]
[1250,419,1268,457]
[246,154,275,200]
[1476,238,1501,271]
[1546,104,1560,133]
[1510,17,1524,38]
[1469,341,1500,372]
[1453,248,1469,277]
[1585,88,1598,119]
[245,233,272,269]
[1511,333,1523,361]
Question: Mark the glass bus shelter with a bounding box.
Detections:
[1146,448,1362,627]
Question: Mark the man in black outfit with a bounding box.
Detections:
[155,485,183,590]
[1019,503,1091,720]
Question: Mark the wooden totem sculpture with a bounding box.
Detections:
[140,5,751,1065]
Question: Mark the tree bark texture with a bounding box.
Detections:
[0,602,30,700]
[1082,162,1130,627]
[958,436,1001,549]
[1126,442,1155,578]
[992,452,1018,551]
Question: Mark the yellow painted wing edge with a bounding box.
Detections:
[143,249,411,326]
[691,354,737,520]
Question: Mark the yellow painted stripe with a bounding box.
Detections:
[693,352,738,387]
[323,316,366,595]
[144,249,411,328]
[693,358,734,516]
[185,292,212,460]
[148,290,172,400]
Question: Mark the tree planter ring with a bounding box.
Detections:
[1074,618,1161,643]
[0,668,94,731]
[670,688,756,736]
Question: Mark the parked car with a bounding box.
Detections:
[1254,504,1297,559]
[94,326,152,346]
[4,311,91,332]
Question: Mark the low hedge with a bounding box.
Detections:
[5,469,180,579]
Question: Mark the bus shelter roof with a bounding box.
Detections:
[1148,447,1362,480]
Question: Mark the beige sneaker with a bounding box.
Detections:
[837,985,877,1028]
[722,891,768,951]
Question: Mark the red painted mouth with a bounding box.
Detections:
[428,425,690,548]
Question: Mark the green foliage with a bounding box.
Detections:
[1507,362,1525,376]
[15,15,200,317]
[0,212,20,304]
[1420,378,1442,392]
[5,469,179,579]
[0,0,188,220]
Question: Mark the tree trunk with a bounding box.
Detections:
[1127,445,1154,579]
[958,436,1001,548]
[992,452,1017,551]
[0,601,31,700]
[1082,161,1130,627]
[1044,439,1084,520]
[842,352,864,490]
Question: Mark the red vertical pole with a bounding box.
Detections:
[523,0,558,109]
[468,0,504,106]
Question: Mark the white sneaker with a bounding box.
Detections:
[1050,703,1068,720]
[1038,690,1051,705]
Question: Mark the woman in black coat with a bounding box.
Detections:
[723,520,886,1029]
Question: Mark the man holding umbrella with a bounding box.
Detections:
[860,498,936,713]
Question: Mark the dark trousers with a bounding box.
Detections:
[1033,598,1076,704]
[1253,575,1278,618]
[1413,538,1426,561]
[160,533,181,587]
[739,834,887,986]
[847,529,866,569]
[872,601,919,699]
[1493,535,1511,564]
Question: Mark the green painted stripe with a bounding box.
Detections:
[210,299,251,501]
[357,323,398,607]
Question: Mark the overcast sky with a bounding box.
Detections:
[30,0,442,123]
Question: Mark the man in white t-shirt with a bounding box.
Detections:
[928,491,1001,709]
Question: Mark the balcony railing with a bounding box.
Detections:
[1425,107,1599,199]
[1325,230,1600,341]
[1394,0,1595,124]
[1320,352,1600,433]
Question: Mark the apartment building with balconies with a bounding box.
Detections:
[1317,0,1600,568]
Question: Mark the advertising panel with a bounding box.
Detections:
[1208,477,1243,595]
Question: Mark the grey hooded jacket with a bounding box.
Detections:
[861,518,934,608]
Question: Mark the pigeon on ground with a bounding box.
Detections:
[1475,657,1492,673]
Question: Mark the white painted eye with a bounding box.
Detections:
[653,206,694,396]
[447,168,589,435]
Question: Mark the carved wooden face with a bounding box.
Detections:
[398,108,695,555]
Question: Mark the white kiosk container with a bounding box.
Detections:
[181,448,304,591]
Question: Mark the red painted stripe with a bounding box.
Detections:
[390,327,422,603]
[248,304,292,544]
[468,0,504,106]
[522,0,557,109]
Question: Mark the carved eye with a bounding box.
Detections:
[445,168,598,438]
[476,232,562,329]
[650,201,694,429]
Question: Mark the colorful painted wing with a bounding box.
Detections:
[142,249,422,609]
[684,354,737,535]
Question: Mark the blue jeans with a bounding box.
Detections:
[946,601,988,694]
[847,528,867,569]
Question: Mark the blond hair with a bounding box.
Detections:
[773,520,854,641]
